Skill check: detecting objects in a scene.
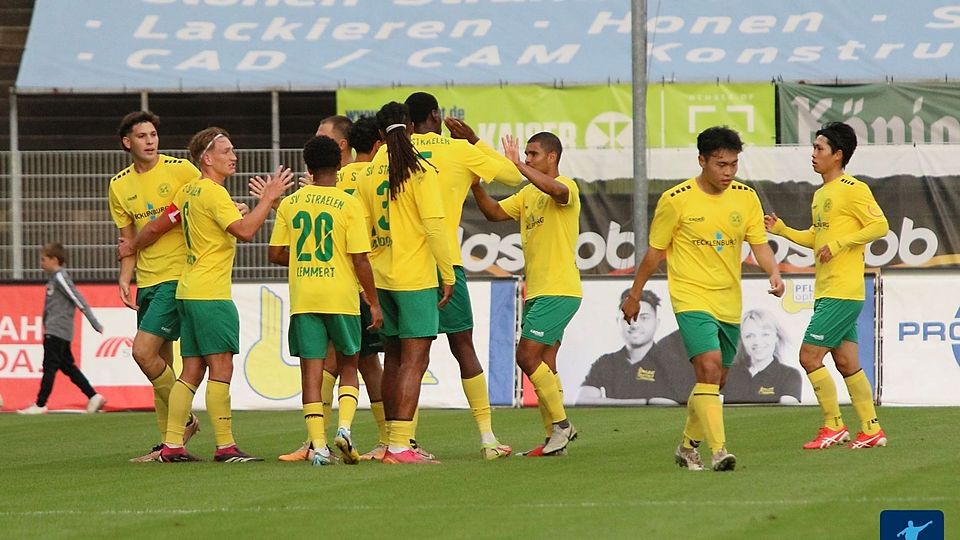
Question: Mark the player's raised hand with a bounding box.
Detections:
[768,274,785,298]
[235,202,250,216]
[501,134,521,165]
[299,171,314,188]
[258,165,294,203]
[763,213,779,232]
[444,117,479,144]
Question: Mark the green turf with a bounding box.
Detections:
[0,406,956,539]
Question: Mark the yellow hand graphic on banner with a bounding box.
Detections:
[421,370,439,385]
[244,286,301,400]
[781,279,815,314]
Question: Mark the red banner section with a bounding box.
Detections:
[0,283,153,412]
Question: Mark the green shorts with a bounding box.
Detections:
[803,298,863,348]
[289,313,361,359]
[378,288,439,339]
[359,299,384,356]
[136,281,180,341]
[438,266,473,334]
[177,299,239,357]
[521,296,581,346]
[676,311,740,368]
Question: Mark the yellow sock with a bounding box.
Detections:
[690,383,725,453]
[411,408,420,441]
[321,370,336,430]
[206,380,235,448]
[388,420,414,451]
[163,379,196,446]
[370,401,388,444]
[682,389,704,449]
[150,364,175,440]
[337,385,359,430]
[303,401,326,450]
[530,363,566,424]
[555,371,565,403]
[461,374,494,437]
[808,367,844,430]
[844,370,881,435]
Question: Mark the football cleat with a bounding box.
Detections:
[711,448,737,472]
[543,422,577,455]
[182,413,201,445]
[359,443,388,462]
[86,394,107,414]
[674,444,704,471]
[520,440,566,457]
[410,439,436,461]
[848,429,887,449]
[158,444,201,463]
[802,426,851,450]
[310,448,335,466]
[382,448,440,464]
[334,427,361,465]
[214,445,263,463]
[480,441,513,461]
[17,404,48,415]
[278,442,311,462]
[130,444,163,463]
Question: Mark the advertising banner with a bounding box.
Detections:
[0,284,153,412]
[553,277,875,408]
[16,1,958,91]
[338,83,775,149]
[778,83,960,145]
[880,271,960,405]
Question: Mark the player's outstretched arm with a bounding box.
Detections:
[621,247,666,322]
[229,166,293,242]
[750,241,785,297]
[502,134,568,204]
[470,183,513,222]
[765,212,816,248]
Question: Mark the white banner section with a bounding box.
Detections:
[880,272,960,405]
[557,277,860,407]
[187,282,490,411]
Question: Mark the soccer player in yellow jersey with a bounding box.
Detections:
[471,132,581,457]
[765,122,889,450]
[404,91,520,460]
[356,101,455,464]
[268,135,383,466]
[621,127,784,472]
[122,127,292,462]
[108,111,202,462]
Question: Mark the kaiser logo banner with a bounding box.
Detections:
[339,83,775,149]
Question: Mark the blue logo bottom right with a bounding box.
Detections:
[880,510,944,540]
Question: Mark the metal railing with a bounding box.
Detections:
[0,149,305,282]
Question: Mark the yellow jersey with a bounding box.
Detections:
[357,150,446,291]
[772,174,887,300]
[107,155,199,287]
[336,161,367,196]
[499,176,582,300]
[269,185,370,315]
[171,178,243,300]
[649,178,767,324]
[410,133,521,266]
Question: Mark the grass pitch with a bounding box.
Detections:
[1,406,955,539]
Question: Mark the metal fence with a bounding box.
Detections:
[0,149,305,282]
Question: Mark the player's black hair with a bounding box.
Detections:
[404,92,439,126]
[319,115,353,142]
[303,135,342,175]
[347,115,382,155]
[376,102,426,200]
[696,126,744,157]
[620,288,661,311]
[816,122,858,167]
[117,110,160,152]
[528,131,563,161]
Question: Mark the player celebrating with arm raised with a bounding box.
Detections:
[765,122,889,450]
[122,127,292,462]
[621,126,784,472]
[471,132,580,457]
[268,135,382,466]
[356,102,455,464]
[404,91,520,460]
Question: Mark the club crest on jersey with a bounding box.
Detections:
[823,198,833,213]
[729,211,743,227]
[158,183,171,197]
